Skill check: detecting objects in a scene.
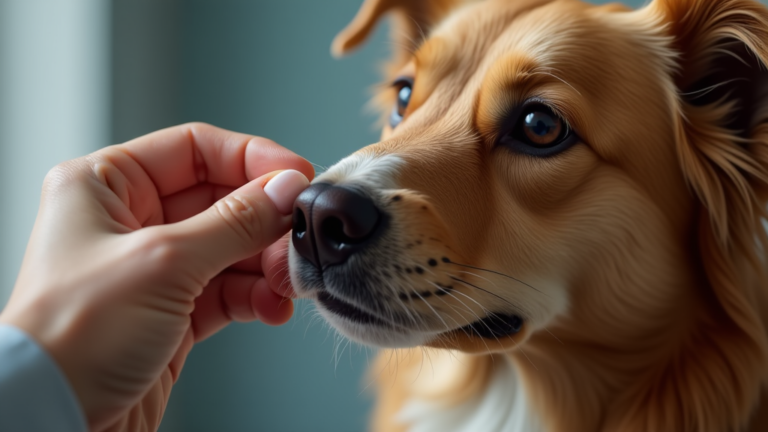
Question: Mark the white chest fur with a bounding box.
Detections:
[397,357,544,432]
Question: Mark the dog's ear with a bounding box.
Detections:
[650,0,768,248]
[648,0,768,420]
[332,0,467,64]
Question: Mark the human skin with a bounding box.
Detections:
[0,123,314,431]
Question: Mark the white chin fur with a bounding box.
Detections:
[315,305,432,348]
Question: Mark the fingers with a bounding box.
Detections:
[166,169,309,276]
[115,123,314,198]
[230,253,263,273]
[190,272,294,342]
[250,278,294,326]
[228,233,294,294]
[161,183,234,224]
[262,233,295,298]
[243,134,314,182]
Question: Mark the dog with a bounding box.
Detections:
[287,0,768,430]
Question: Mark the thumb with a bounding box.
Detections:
[167,169,309,274]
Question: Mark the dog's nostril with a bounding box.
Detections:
[321,217,353,249]
[293,207,308,238]
[312,187,382,268]
[292,183,333,269]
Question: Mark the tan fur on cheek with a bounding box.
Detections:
[392,144,497,262]
[495,144,600,211]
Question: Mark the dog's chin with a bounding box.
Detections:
[314,304,432,348]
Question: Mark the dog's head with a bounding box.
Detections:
[289,0,768,360]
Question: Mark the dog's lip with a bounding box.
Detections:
[448,314,524,339]
[316,291,393,327]
[314,288,524,340]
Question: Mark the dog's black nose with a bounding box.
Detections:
[292,183,382,269]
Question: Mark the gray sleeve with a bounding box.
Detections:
[0,324,87,432]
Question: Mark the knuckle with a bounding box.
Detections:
[183,121,215,136]
[43,154,107,195]
[212,195,265,246]
[42,161,81,193]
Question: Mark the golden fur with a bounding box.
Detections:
[323,0,768,430]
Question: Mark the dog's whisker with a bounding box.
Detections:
[432,292,486,348]
[449,275,525,311]
[423,278,500,348]
[306,160,329,172]
[343,338,353,369]
[265,244,289,261]
[456,269,499,289]
[383,276,429,330]
[446,288,509,345]
[409,288,455,335]
[544,327,565,346]
[392,349,402,389]
[387,281,423,329]
[446,261,545,295]
[426,282,476,340]
[441,290,498,355]
[303,309,326,339]
[511,338,539,372]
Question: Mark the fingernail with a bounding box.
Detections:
[263,170,310,215]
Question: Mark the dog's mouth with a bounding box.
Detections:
[457,314,524,339]
[316,291,524,339]
[316,291,392,327]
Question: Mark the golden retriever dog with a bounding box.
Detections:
[287,0,768,430]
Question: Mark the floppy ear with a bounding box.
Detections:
[652,0,768,292]
[332,0,467,65]
[653,0,768,249]
[647,0,768,426]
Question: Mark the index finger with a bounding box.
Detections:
[117,122,315,197]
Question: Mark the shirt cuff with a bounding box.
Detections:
[0,323,87,432]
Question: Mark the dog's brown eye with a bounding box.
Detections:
[523,111,562,145]
[390,78,413,128]
[397,85,411,116]
[499,103,577,157]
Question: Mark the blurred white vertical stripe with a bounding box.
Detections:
[0,0,110,307]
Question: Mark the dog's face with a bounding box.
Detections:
[289,0,768,353]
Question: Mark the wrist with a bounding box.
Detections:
[0,293,95,425]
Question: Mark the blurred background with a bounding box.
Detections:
[0,0,667,430]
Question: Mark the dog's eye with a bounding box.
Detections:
[522,110,562,145]
[500,103,577,157]
[389,78,413,128]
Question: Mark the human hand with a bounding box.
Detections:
[0,123,313,431]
